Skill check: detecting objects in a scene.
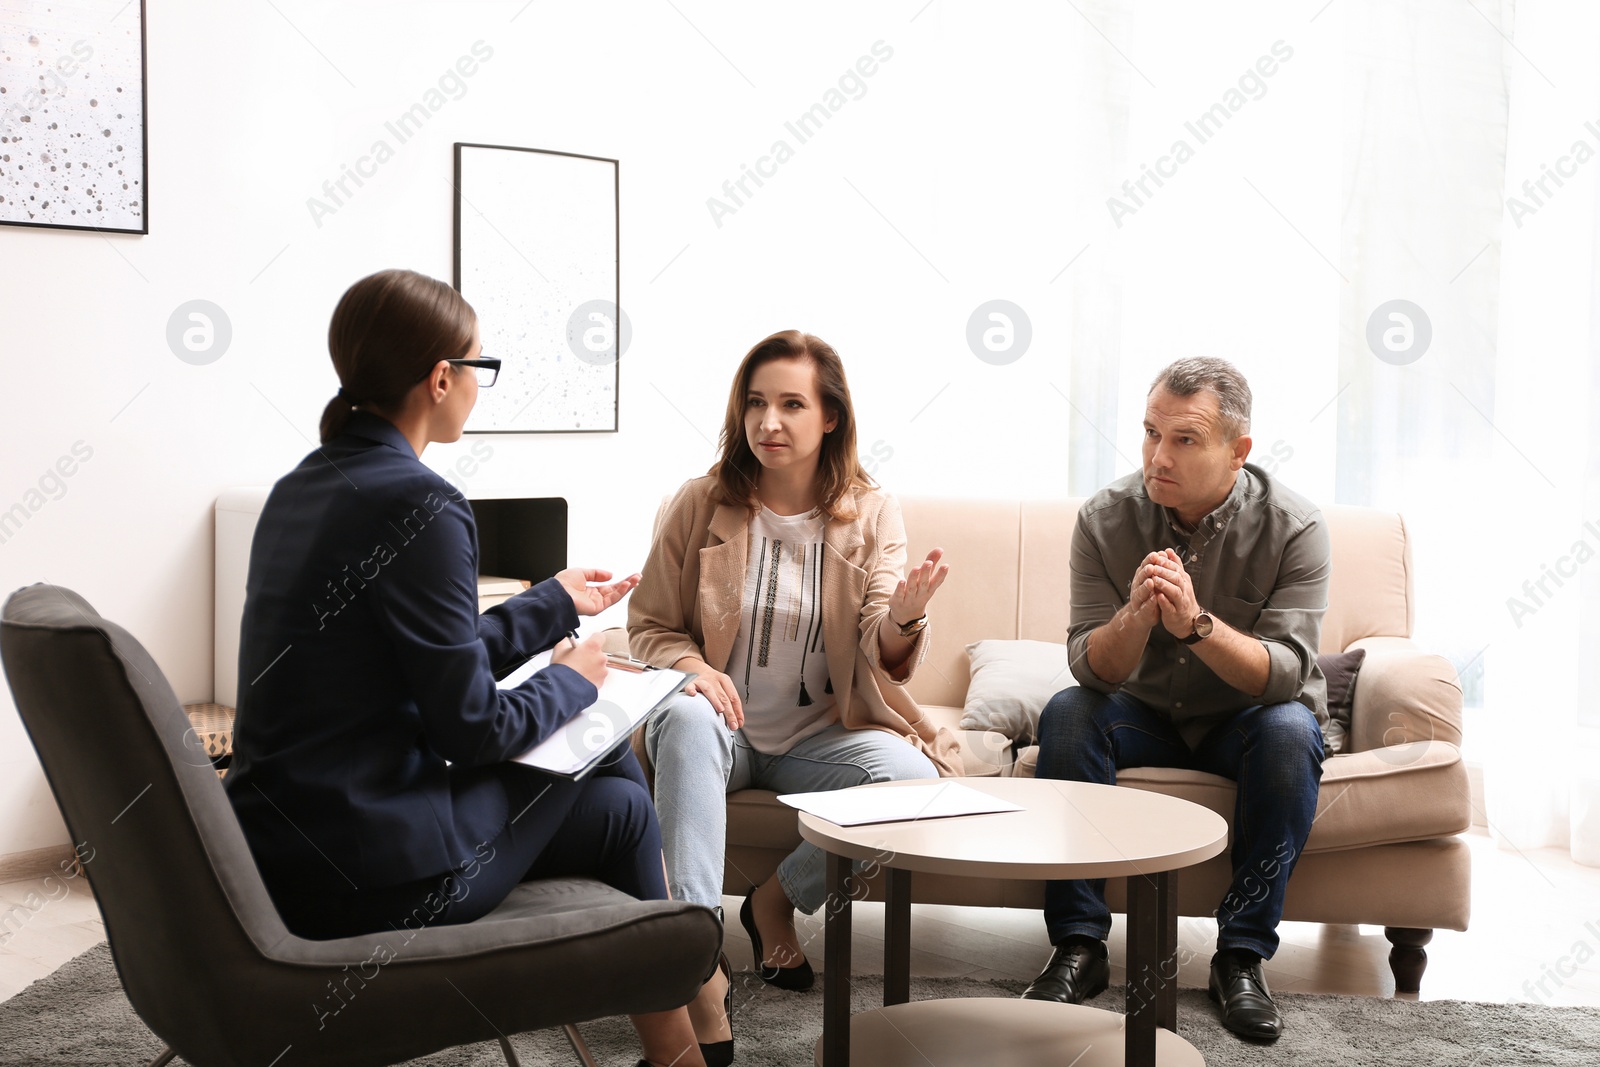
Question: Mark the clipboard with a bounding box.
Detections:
[497,650,695,779]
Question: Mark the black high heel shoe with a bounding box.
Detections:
[697,950,734,1067]
[739,886,814,991]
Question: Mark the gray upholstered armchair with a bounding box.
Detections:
[1,584,720,1067]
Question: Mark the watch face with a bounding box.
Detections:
[1194,612,1214,638]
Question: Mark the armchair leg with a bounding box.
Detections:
[145,1045,176,1067]
[1384,927,1433,994]
[561,1024,600,1067]
[498,1035,522,1067]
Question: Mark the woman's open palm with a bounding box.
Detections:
[888,548,949,625]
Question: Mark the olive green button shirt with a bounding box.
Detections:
[1067,462,1331,748]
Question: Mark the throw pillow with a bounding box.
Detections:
[959,639,1074,745]
[1318,648,1367,756]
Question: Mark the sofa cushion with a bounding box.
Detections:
[1011,740,1469,853]
[1319,648,1367,756]
[957,639,1072,745]
[899,497,1026,709]
[1320,505,1413,654]
[729,789,804,849]
[1016,500,1079,642]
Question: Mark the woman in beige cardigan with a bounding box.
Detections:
[628,330,960,1059]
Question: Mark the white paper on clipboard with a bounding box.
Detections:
[498,651,693,778]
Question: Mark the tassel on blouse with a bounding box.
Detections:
[796,538,823,707]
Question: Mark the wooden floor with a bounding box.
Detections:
[3,827,1598,1009]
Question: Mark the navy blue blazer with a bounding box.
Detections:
[226,412,596,901]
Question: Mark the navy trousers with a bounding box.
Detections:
[279,746,665,940]
[1035,687,1323,958]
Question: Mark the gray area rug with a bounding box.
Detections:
[2,944,1597,1066]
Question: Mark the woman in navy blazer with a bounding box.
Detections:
[226,269,709,1067]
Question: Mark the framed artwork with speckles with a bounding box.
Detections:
[0,0,147,233]
[453,143,620,433]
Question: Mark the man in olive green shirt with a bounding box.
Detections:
[1021,358,1329,1044]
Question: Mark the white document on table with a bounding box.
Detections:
[497,650,692,778]
[777,781,1024,827]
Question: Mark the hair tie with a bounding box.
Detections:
[338,386,359,405]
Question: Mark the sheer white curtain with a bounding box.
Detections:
[1478,2,1600,864]
[1332,0,1506,697]
[1065,2,1344,500]
[1063,1,1600,863]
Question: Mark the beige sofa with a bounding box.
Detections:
[215,487,1469,990]
[676,497,1470,992]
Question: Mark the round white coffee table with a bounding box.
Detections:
[798,777,1228,1067]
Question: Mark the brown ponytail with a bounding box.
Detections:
[319,269,478,443]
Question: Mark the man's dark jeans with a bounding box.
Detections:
[1035,687,1324,959]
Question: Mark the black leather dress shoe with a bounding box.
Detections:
[1020,940,1110,1004]
[1208,949,1283,1042]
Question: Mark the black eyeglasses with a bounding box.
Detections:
[434,357,501,388]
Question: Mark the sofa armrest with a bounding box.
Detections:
[1345,636,1463,754]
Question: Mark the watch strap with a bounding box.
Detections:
[894,614,928,638]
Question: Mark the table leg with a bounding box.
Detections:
[1124,872,1159,1067]
[822,851,853,1067]
[1155,869,1178,1030]
[883,867,912,1006]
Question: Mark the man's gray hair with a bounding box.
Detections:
[1148,357,1252,439]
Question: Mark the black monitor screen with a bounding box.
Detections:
[469,497,567,584]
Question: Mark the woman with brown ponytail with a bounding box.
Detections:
[226,269,709,1067]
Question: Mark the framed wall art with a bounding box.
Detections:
[0,0,147,233]
[453,143,620,433]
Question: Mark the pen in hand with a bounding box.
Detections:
[551,630,607,689]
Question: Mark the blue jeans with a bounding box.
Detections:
[644,692,939,913]
[1036,687,1324,959]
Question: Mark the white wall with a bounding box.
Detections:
[0,0,1371,854]
[0,0,1056,854]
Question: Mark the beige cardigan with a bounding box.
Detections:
[627,476,962,778]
